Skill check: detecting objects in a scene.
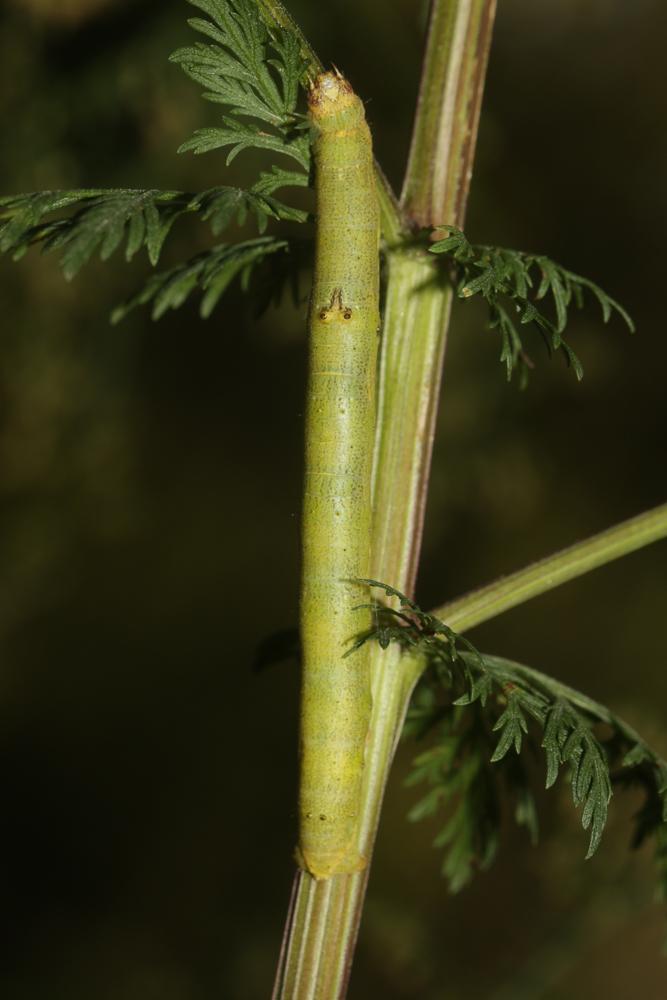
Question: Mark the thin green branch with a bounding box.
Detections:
[435,502,667,633]
[374,163,405,247]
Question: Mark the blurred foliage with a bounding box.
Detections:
[0,1,665,998]
[7,0,122,27]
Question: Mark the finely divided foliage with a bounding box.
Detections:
[0,183,305,279]
[0,0,311,319]
[0,0,635,367]
[0,189,190,278]
[430,226,634,386]
[357,582,667,898]
[172,0,310,167]
[110,237,289,322]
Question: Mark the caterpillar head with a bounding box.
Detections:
[308,71,358,122]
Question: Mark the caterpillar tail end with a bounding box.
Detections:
[294,845,368,881]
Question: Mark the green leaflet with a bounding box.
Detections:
[297,73,380,880]
[172,0,310,167]
[429,226,634,386]
[0,182,307,283]
[110,237,290,323]
[354,582,667,900]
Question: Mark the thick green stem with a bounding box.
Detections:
[273,2,497,996]
[434,501,667,632]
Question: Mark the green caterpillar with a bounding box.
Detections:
[297,71,380,880]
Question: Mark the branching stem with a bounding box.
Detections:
[435,501,667,633]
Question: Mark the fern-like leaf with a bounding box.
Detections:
[178,118,309,168]
[490,691,531,762]
[356,582,666,902]
[430,226,634,385]
[0,189,188,278]
[110,236,289,322]
[0,184,307,281]
[0,1,313,317]
[541,698,612,858]
[252,164,310,198]
[172,0,310,169]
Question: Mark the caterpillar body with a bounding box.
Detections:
[297,72,380,880]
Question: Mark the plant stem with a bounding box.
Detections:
[273,2,497,996]
[371,250,453,594]
[434,501,667,632]
[401,0,496,228]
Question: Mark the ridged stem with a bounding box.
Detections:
[401,0,497,228]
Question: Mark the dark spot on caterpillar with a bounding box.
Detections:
[319,310,329,321]
[343,310,352,320]
[319,814,327,821]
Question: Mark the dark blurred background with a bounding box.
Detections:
[0,1,666,997]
